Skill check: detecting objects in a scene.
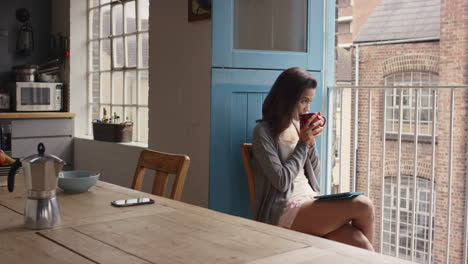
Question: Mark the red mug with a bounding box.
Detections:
[299,112,327,129]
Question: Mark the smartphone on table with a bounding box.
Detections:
[111,197,155,207]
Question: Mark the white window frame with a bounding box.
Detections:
[336,20,352,34]
[384,71,438,136]
[87,0,149,143]
[382,176,435,263]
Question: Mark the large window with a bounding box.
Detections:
[383,176,435,263]
[384,72,438,136]
[88,0,149,143]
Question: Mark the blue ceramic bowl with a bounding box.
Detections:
[58,171,100,194]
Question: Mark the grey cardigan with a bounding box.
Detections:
[252,121,321,225]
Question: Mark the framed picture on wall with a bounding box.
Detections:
[188,0,211,21]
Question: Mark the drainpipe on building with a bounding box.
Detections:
[352,44,359,192]
[354,44,359,86]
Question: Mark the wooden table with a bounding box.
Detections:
[0,180,409,264]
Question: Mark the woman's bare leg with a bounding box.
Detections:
[290,196,375,244]
[324,223,374,251]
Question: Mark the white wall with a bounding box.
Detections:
[72,0,211,207]
[69,0,88,137]
[51,0,70,88]
[74,138,144,188]
[148,1,211,207]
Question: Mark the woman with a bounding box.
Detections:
[252,67,375,251]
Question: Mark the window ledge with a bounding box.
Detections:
[75,135,148,149]
[385,133,437,144]
[338,43,352,49]
[337,16,353,22]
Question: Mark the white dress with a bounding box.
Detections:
[277,120,317,228]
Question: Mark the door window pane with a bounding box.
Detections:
[139,70,148,105]
[90,0,99,8]
[89,9,99,39]
[124,107,136,123]
[101,72,111,104]
[139,33,149,68]
[124,107,137,141]
[112,37,124,68]
[89,73,100,103]
[112,4,123,35]
[101,39,111,71]
[112,72,124,104]
[90,104,100,123]
[138,107,148,143]
[89,41,99,71]
[100,5,111,37]
[126,35,137,67]
[125,71,137,104]
[124,1,136,33]
[111,106,123,123]
[234,0,307,52]
[138,0,149,31]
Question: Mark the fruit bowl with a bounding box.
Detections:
[58,171,100,194]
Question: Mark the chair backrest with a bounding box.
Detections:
[131,149,190,201]
[240,143,256,217]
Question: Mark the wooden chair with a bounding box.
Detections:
[240,143,256,217]
[131,149,190,201]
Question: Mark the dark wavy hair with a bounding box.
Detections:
[258,67,317,141]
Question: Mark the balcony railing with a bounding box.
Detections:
[327,85,467,264]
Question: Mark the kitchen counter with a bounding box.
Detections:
[0,112,75,119]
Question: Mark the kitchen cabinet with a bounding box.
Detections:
[0,114,74,169]
[12,119,73,138]
[13,137,73,166]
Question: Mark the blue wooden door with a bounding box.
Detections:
[210,0,328,218]
[210,69,323,217]
[212,0,324,70]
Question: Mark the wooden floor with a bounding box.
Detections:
[0,179,410,264]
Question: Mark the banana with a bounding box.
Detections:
[4,153,15,165]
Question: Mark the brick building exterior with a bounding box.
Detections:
[336,0,467,263]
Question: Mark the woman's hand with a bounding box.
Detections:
[299,114,325,147]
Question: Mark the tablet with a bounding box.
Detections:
[314,192,365,201]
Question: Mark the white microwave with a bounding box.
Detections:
[10,82,63,112]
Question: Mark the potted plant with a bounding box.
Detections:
[92,108,133,142]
